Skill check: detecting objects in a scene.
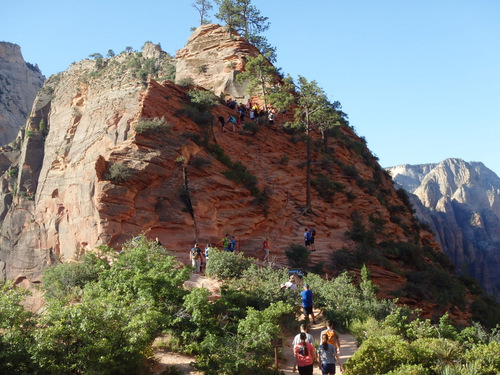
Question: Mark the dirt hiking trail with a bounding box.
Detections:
[152,274,358,374]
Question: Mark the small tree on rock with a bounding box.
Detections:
[286,76,339,212]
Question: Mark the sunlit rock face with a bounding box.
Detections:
[388,158,500,299]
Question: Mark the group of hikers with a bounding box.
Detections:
[189,225,318,273]
[219,98,277,132]
[188,232,343,374]
[304,226,317,252]
[282,281,343,374]
[293,283,343,374]
[189,234,238,273]
[292,320,343,375]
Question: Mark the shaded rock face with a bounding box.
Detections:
[176,24,260,100]
[0,42,45,146]
[388,158,500,299]
[0,31,460,319]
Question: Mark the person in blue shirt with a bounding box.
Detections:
[229,236,237,252]
[304,228,311,252]
[300,284,316,324]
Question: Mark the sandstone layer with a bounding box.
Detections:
[0,26,466,320]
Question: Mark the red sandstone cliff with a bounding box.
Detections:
[0,26,471,321]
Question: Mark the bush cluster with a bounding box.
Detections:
[105,162,132,182]
[134,117,171,136]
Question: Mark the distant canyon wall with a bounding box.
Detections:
[388,158,500,299]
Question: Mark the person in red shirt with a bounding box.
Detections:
[262,238,270,261]
[293,332,315,374]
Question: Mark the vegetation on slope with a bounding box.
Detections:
[1,237,499,374]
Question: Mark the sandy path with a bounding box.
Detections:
[279,309,357,374]
[153,275,357,374]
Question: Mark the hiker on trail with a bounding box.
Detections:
[190,243,203,273]
[309,226,316,252]
[204,243,211,262]
[304,228,311,252]
[229,236,237,252]
[292,324,314,347]
[317,333,343,375]
[237,104,245,124]
[320,320,341,354]
[221,234,231,252]
[226,115,237,131]
[262,237,270,261]
[293,332,315,375]
[218,116,226,132]
[300,284,316,324]
[283,275,298,292]
[268,110,275,126]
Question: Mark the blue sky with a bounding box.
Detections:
[3,1,500,176]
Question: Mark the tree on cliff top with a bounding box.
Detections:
[192,0,213,27]
[215,0,277,62]
[236,54,293,112]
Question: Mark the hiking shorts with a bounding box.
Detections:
[303,306,313,316]
[298,364,313,375]
[305,240,311,246]
[320,363,335,374]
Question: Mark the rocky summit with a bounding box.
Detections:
[0,25,481,321]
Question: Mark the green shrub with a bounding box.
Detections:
[284,243,309,269]
[8,167,18,178]
[228,265,298,312]
[188,89,218,111]
[135,117,170,135]
[243,121,261,135]
[177,77,194,87]
[385,364,430,375]
[105,162,132,182]
[342,164,359,178]
[311,173,344,202]
[0,282,36,373]
[205,249,252,279]
[42,253,109,300]
[343,334,414,374]
[464,341,500,375]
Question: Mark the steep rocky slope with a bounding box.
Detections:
[0,26,480,322]
[0,42,45,146]
[388,159,500,299]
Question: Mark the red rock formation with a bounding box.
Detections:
[0,26,471,321]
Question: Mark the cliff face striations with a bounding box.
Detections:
[1,26,472,320]
[0,42,45,146]
[388,158,500,299]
